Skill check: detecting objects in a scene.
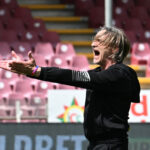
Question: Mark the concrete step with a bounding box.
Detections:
[34,16,89,29]
[20,4,75,17]
[18,0,60,5]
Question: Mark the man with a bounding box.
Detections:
[0,26,140,150]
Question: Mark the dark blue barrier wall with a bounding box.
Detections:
[0,123,150,150]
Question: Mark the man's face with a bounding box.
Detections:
[91,30,111,65]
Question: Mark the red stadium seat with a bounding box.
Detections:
[0,106,14,117]
[124,31,137,44]
[35,81,54,94]
[7,93,28,106]
[29,93,47,106]
[34,42,54,63]
[3,18,26,32]
[128,7,149,27]
[55,43,76,65]
[0,7,11,20]
[50,55,69,68]
[88,7,104,28]
[19,30,40,42]
[25,18,47,32]
[112,19,122,29]
[135,0,150,7]
[13,80,34,100]
[94,0,104,7]
[0,80,12,100]
[11,42,32,60]
[72,55,89,71]
[131,42,150,65]
[0,42,11,59]
[0,0,18,8]
[0,30,19,43]
[12,7,33,21]
[58,84,76,89]
[41,31,60,48]
[114,0,135,8]
[74,0,95,16]
[0,70,19,86]
[33,54,49,67]
[113,7,129,20]
[146,59,150,77]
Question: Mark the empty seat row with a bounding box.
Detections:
[0,30,60,48]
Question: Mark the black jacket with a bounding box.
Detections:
[34,63,140,142]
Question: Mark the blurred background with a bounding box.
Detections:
[0,0,150,149]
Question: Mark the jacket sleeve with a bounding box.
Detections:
[32,67,130,93]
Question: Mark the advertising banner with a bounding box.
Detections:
[0,123,150,150]
[47,90,86,123]
[129,90,150,123]
[48,90,150,123]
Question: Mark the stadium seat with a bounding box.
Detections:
[21,106,35,117]
[11,42,32,60]
[3,18,26,32]
[55,43,76,65]
[0,30,19,44]
[128,7,149,27]
[0,70,19,86]
[29,93,47,106]
[74,0,95,16]
[7,93,28,106]
[0,20,4,30]
[135,0,150,7]
[58,84,76,89]
[33,54,49,67]
[41,31,60,48]
[0,0,18,9]
[0,6,11,20]
[0,42,11,59]
[34,106,47,116]
[113,7,129,20]
[13,79,34,100]
[72,55,89,71]
[124,31,137,44]
[88,7,104,28]
[0,80,12,100]
[25,19,47,35]
[131,42,150,65]
[144,31,150,43]
[50,55,69,68]
[34,42,54,64]
[19,30,40,42]
[35,81,54,94]
[12,7,33,22]
[94,0,104,7]
[114,0,135,8]
[0,106,14,117]
[146,59,150,77]
[112,19,122,29]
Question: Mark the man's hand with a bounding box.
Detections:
[0,51,39,76]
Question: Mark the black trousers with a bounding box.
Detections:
[87,138,128,150]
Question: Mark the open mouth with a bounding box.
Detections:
[94,50,100,56]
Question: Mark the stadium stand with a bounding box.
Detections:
[131,42,150,65]
[0,0,150,122]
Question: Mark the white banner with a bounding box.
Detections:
[129,90,150,123]
[48,89,150,123]
[47,90,86,123]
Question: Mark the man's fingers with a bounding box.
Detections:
[11,51,20,60]
[28,51,34,60]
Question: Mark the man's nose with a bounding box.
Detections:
[91,41,97,48]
